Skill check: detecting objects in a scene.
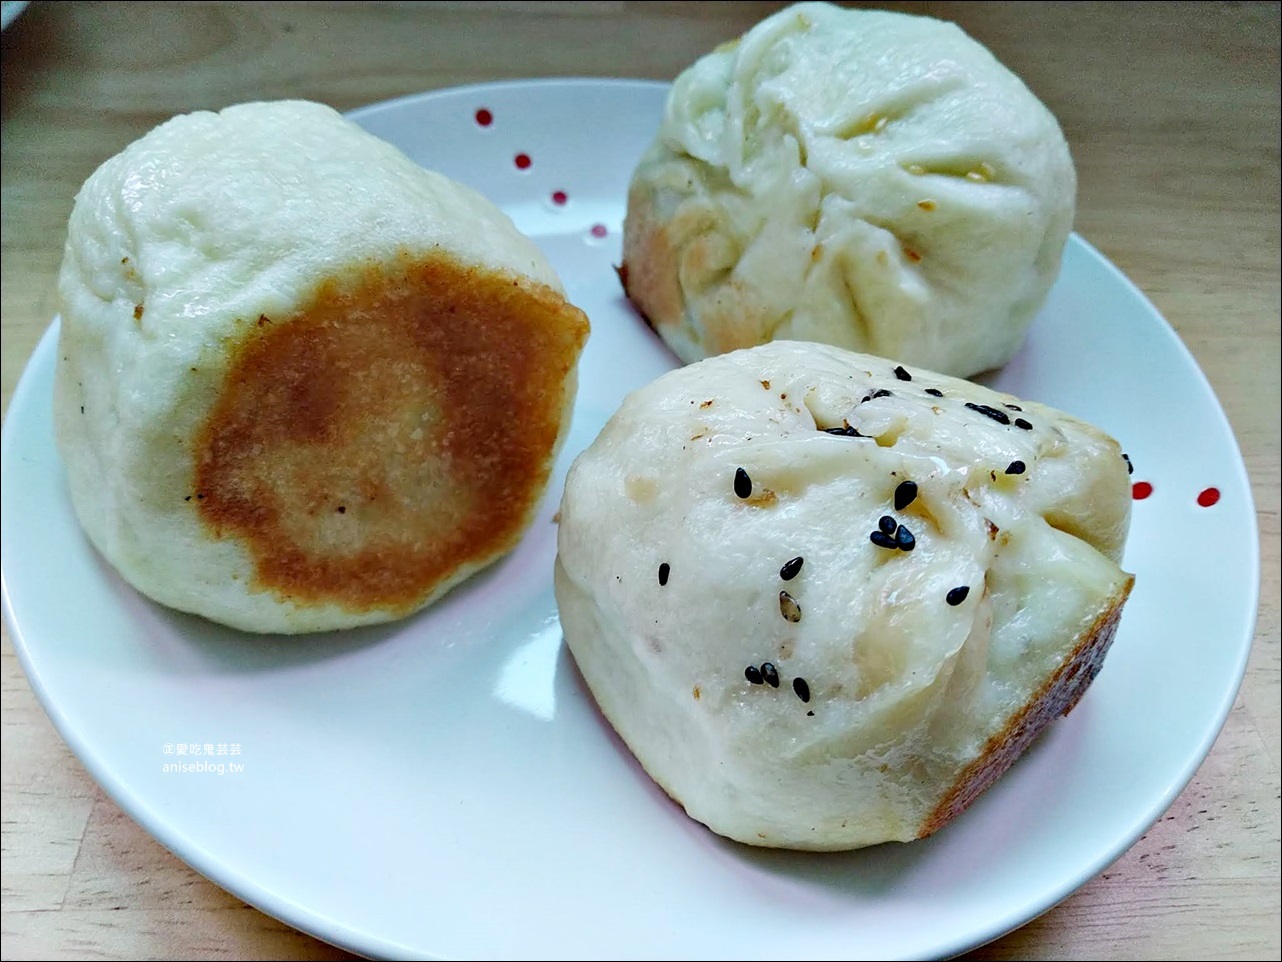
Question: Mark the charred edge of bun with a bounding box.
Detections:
[619,187,683,337]
[617,259,659,336]
[918,572,1135,838]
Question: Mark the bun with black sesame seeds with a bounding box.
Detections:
[53,100,589,634]
[554,340,1132,851]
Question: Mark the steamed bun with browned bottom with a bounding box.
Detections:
[55,100,589,634]
[555,341,1132,850]
[622,2,1075,377]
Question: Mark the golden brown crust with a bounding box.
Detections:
[194,251,589,616]
[620,184,685,335]
[918,573,1136,837]
[621,186,780,359]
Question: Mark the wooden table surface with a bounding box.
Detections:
[2,2,1278,959]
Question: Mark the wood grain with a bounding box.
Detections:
[2,2,1278,959]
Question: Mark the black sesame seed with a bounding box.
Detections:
[1123,453,1134,475]
[745,665,764,685]
[878,515,897,534]
[893,365,912,381]
[924,388,944,398]
[734,467,752,499]
[871,389,893,399]
[946,585,970,606]
[894,479,918,511]
[761,662,780,688]
[658,562,670,586]
[779,590,802,623]
[337,505,347,513]
[870,530,898,549]
[793,677,811,703]
[1004,403,1023,411]
[1014,417,1033,431]
[780,556,804,581]
[806,710,815,716]
[1005,460,1026,476]
[895,524,916,551]
[823,425,863,437]
[965,402,1010,425]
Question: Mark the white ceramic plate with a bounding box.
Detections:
[1,80,1258,961]
[0,1,29,31]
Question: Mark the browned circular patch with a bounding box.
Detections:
[194,252,589,616]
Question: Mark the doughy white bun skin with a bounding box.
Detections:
[555,341,1132,851]
[622,1,1076,378]
[54,100,589,635]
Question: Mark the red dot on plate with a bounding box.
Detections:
[1132,481,1153,500]
[551,190,568,206]
[590,223,608,238]
[514,153,532,170]
[1196,486,1221,508]
[474,108,493,127]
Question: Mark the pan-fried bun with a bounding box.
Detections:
[555,341,1132,850]
[622,2,1075,378]
[54,100,589,634]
